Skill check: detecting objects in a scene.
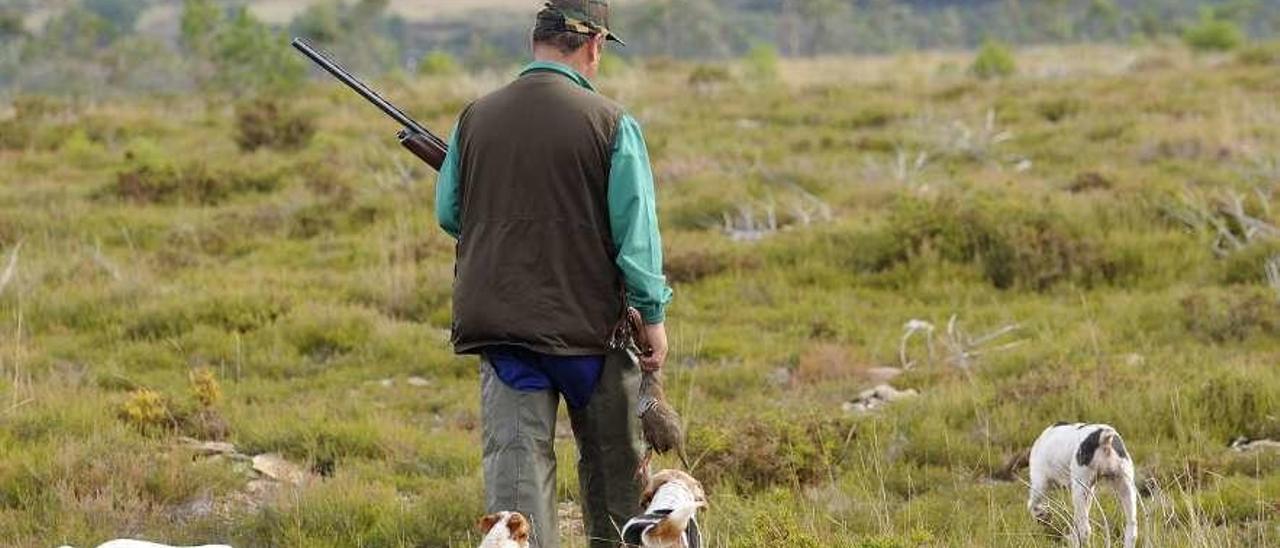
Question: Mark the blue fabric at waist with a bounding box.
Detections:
[483,346,605,409]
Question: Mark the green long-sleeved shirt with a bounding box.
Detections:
[435,61,673,324]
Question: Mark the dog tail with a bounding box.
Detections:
[993,448,1030,481]
[1100,429,1130,460]
[647,501,703,543]
[1100,430,1117,452]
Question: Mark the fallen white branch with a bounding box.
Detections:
[1267,255,1280,302]
[898,315,1022,374]
[0,241,22,295]
[1167,189,1280,256]
[941,314,1024,374]
[91,242,122,281]
[899,319,935,369]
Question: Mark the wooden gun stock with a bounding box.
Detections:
[399,130,448,172]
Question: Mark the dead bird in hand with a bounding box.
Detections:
[623,307,690,478]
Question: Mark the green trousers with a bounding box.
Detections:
[480,350,645,548]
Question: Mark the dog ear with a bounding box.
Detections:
[1100,431,1116,452]
[506,512,530,542]
[478,513,501,534]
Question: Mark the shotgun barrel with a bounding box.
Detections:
[291,37,449,171]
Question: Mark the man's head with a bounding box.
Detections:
[531,0,622,79]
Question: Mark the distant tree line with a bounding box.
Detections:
[0,0,410,96]
[608,0,1280,57]
[0,0,1278,96]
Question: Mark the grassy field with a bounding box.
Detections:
[2,43,1280,547]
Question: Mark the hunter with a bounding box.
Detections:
[434,1,673,546]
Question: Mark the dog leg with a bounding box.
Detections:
[1026,474,1051,526]
[1069,479,1095,548]
[1113,474,1138,548]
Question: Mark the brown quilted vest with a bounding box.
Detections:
[450,68,625,356]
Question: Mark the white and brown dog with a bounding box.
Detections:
[59,542,231,548]
[622,469,706,548]
[1028,422,1137,548]
[478,511,531,548]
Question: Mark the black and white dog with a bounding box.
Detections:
[622,469,705,547]
[1028,422,1137,548]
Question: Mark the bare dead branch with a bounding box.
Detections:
[899,319,936,370]
[941,314,1023,374]
[91,241,122,282]
[0,241,22,296]
[1268,255,1280,302]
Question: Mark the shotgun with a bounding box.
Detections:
[291,37,449,171]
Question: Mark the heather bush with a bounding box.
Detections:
[234,96,315,152]
[970,39,1016,79]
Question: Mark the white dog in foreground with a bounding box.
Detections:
[59,542,230,548]
[1028,422,1137,548]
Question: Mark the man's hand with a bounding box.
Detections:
[639,322,668,372]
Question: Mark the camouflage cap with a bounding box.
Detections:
[536,0,624,46]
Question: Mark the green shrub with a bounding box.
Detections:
[687,412,853,491]
[689,64,733,87]
[195,293,291,333]
[665,190,733,230]
[122,136,166,166]
[1237,41,1280,65]
[970,40,1017,80]
[598,53,628,77]
[241,474,483,547]
[1183,18,1245,52]
[417,51,460,76]
[107,162,282,205]
[1066,171,1113,192]
[1213,446,1280,478]
[280,305,375,362]
[665,247,740,284]
[59,128,108,166]
[826,226,911,275]
[1191,370,1280,440]
[744,43,780,82]
[0,12,23,40]
[1185,475,1280,525]
[234,97,315,152]
[119,388,173,432]
[188,367,222,408]
[1180,288,1280,343]
[125,305,195,341]
[1219,241,1280,285]
[1036,97,1082,123]
[0,118,32,150]
[203,8,307,92]
[885,193,1118,291]
[242,419,391,463]
[0,96,68,150]
[739,502,823,548]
